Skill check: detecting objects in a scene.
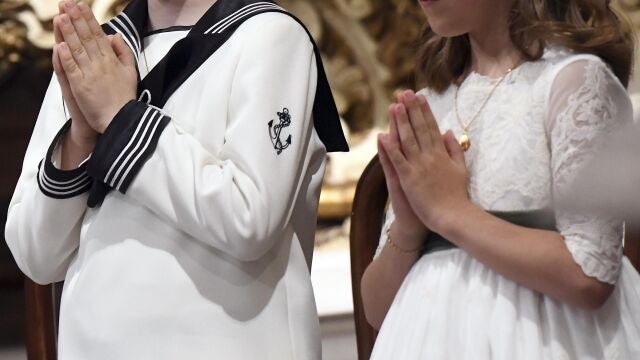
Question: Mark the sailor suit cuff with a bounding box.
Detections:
[37,120,93,198]
[87,100,171,194]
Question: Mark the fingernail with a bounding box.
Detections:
[78,2,87,11]
[61,14,70,24]
[403,90,416,101]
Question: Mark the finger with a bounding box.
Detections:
[57,14,91,68]
[388,106,405,157]
[394,103,420,159]
[77,1,111,54]
[52,44,64,79]
[57,42,83,80]
[443,130,465,164]
[53,45,72,90]
[58,0,66,15]
[53,45,74,112]
[378,134,400,187]
[394,89,405,104]
[63,0,101,60]
[55,3,66,44]
[381,129,411,176]
[388,104,399,139]
[417,94,443,146]
[401,90,430,150]
[54,17,64,45]
[111,33,136,67]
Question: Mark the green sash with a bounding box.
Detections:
[421,209,557,255]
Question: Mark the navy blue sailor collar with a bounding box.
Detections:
[101,0,349,153]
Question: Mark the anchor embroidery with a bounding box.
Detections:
[268,108,292,155]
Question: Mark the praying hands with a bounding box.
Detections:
[378,90,471,236]
[52,0,137,136]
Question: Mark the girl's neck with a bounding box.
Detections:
[467,5,523,78]
[147,0,217,31]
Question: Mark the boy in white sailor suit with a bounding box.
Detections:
[5,0,348,359]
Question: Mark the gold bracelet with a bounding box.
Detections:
[385,227,422,255]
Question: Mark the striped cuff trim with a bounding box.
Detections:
[37,120,92,199]
[87,100,170,194]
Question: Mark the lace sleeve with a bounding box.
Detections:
[547,57,631,284]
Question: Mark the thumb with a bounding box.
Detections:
[443,130,465,164]
[110,34,136,67]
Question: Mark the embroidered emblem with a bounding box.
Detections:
[268,108,292,155]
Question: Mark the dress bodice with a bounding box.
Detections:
[412,47,633,283]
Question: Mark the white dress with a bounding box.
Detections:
[371,47,640,359]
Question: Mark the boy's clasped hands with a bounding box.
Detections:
[52,0,137,142]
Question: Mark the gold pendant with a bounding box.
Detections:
[459,133,471,152]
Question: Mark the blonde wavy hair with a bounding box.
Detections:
[418,0,635,93]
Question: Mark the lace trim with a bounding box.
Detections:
[565,235,623,284]
[550,59,625,283]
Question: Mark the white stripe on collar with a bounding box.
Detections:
[120,13,142,52]
[112,16,141,55]
[107,21,140,63]
[204,2,279,34]
[214,4,283,34]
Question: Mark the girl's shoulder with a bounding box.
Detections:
[538,46,622,91]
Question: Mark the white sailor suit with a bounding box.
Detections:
[5,0,348,359]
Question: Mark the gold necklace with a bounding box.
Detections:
[454,68,513,152]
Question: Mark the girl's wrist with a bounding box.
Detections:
[434,201,480,242]
[389,222,427,252]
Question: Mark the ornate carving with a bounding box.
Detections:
[280,0,425,131]
[0,19,27,85]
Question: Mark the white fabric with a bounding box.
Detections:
[6,13,324,360]
[371,47,640,359]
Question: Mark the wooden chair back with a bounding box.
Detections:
[349,155,640,360]
[24,279,62,360]
[349,155,387,360]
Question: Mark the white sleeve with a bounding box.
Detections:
[547,57,630,284]
[5,76,91,284]
[85,14,322,261]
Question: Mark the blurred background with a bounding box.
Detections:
[2,1,640,359]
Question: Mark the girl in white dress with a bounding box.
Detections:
[361,0,640,359]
